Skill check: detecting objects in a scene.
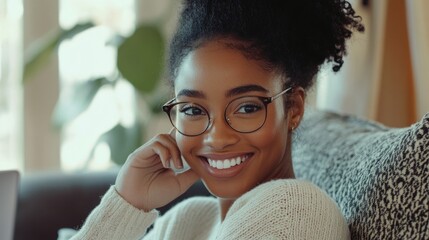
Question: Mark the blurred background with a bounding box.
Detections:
[1,0,428,173]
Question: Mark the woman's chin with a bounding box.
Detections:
[201,180,250,199]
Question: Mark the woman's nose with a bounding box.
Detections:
[203,116,240,150]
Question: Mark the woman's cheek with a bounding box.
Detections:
[249,127,282,148]
[176,135,199,162]
[250,114,288,148]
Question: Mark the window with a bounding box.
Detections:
[0,0,24,171]
[58,0,136,171]
[2,0,175,172]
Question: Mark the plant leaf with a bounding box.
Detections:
[59,22,95,41]
[117,24,164,93]
[23,22,95,83]
[98,122,143,165]
[23,31,60,82]
[52,77,108,128]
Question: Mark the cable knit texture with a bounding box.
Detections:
[293,109,429,239]
[68,186,158,240]
[63,179,349,240]
[217,180,349,239]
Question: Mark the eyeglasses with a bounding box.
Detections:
[162,87,292,137]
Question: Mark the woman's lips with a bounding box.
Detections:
[199,153,253,178]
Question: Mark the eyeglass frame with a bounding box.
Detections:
[162,86,293,137]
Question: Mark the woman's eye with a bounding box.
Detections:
[236,104,262,114]
[180,106,205,116]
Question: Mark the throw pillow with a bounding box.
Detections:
[293,109,429,240]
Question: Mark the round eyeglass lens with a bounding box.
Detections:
[225,96,267,133]
[169,102,210,136]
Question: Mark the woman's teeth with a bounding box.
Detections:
[207,155,248,169]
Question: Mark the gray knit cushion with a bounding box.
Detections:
[292,109,429,240]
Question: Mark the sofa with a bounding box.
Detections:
[13,108,429,240]
[13,170,211,240]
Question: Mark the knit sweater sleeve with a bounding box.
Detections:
[68,186,159,240]
[216,179,350,240]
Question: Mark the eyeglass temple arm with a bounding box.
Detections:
[271,86,293,100]
[162,98,176,112]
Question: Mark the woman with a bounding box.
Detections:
[67,0,364,239]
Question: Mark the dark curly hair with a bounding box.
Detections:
[168,0,364,90]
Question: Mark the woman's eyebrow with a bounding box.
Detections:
[176,84,268,99]
[177,89,206,99]
[225,84,269,98]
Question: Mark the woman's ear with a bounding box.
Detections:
[287,87,305,131]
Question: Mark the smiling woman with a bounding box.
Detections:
[169,41,298,207]
[64,0,364,239]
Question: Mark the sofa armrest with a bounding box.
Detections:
[14,170,211,240]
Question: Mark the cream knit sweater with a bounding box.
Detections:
[64,179,349,240]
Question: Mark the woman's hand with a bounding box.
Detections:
[115,129,199,211]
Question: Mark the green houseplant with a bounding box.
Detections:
[24,20,168,166]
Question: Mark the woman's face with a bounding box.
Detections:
[174,40,294,199]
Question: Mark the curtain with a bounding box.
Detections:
[315,0,428,128]
[406,0,429,121]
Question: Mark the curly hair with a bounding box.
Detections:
[168,0,364,90]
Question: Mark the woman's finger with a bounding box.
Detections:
[175,169,200,194]
[166,129,183,169]
[153,134,182,169]
[168,128,176,140]
[152,142,172,168]
[129,134,180,169]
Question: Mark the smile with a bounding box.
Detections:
[198,153,253,178]
[207,155,249,169]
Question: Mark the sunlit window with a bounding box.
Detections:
[58,0,136,171]
[0,0,24,171]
